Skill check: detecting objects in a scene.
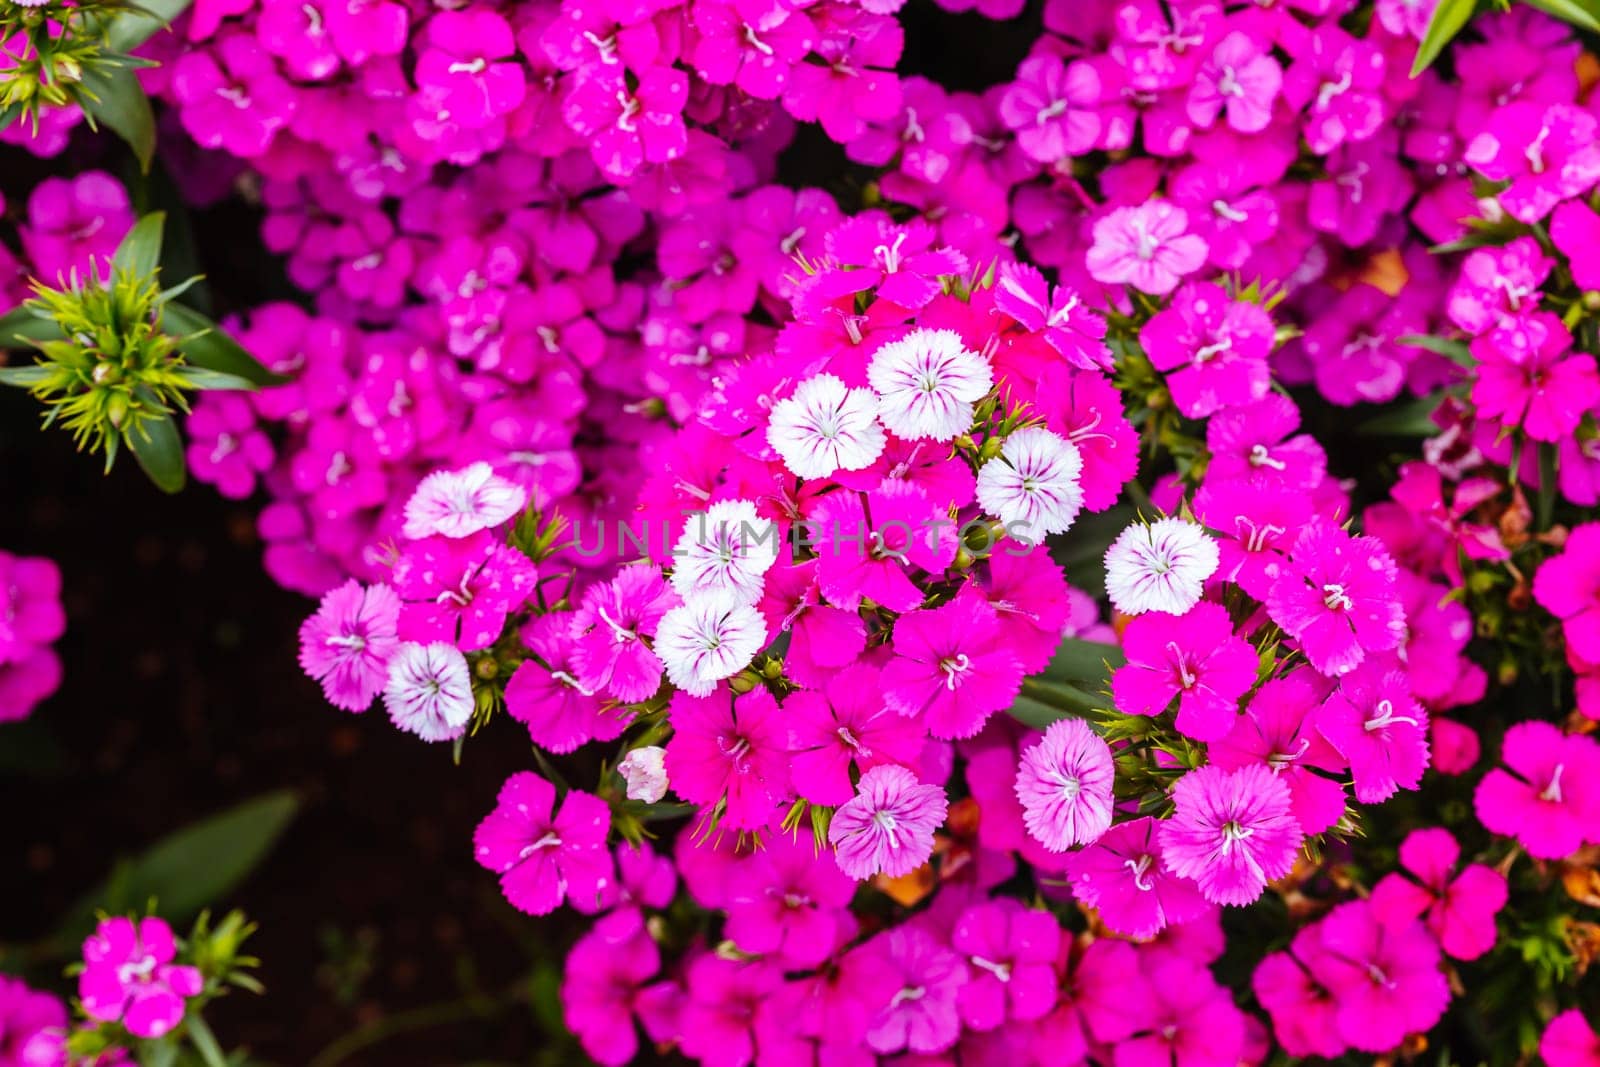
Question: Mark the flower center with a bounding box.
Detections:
[550,670,598,696]
[1525,126,1551,174]
[1248,443,1285,470]
[891,985,926,1007]
[837,725,868,755]
[1124,854,1155,891]
[873,231,909,273]
[117,953,159,986]
[1322,583,1353,611]
[1365,699,1419,732]
[447,57,488,76]
[1315,71,1352,111]
[1541,763,1566,803]
[970,956,1012,982]
[1166,641,1198,689]
[1268,738,1311,768]
[940,653,973,690]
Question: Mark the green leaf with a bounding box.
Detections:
[110,0,199,52]
[1400,333,1475,369]
[79,63,157,172]
[177,367,258,391]
[1411,0,1479,75]
[0,365,51,387]
[128,412,187,493]
[164,303,286,386]
[112,212,167,278]
[1008,694,1069,729]
[1520,0,1600,31]
[53,790,299,948]
[1356,392,1446,437]
[0,306,65,346]
[1048,504,1136,599]
[1042,635,1127,685]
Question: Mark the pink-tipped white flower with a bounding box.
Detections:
[384,641,474,742]
[655,598,769,696]
[767,373,886,479]
[618,745,669,803]
[868,327,995,442]
[670,499,779,607]
[1104,517,1220,617]
[975,427,1084,539]
[1015,718,1116,851]
[402,462,527,540]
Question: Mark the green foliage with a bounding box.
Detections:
[1411,0,1600,76]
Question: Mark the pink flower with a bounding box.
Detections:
[1117,955,1246,1067]
[298,580,401,712]
[726,832,856,968]
[414,10,524,128]
[997,54,1102,163]
[1253,933,1345,1060]
[171,34,297,158]
[1466,102,1600,223]
[1553,200,1600,292]
[1014,717,1115,851]
[828,764,948,879]
[786,663,925,806]
[781,9,903,145]
[1371,829,1508,961]
[20,172,132,284]
[474,771,613,915]
[1204,393,1326,491]
[402,462,527,540]
[1159,763,1303,906]
[186,394,275,500]
[1305,900,1451,1053]
[1282,28,1387,155]
[1210,676,1347,835]
[881,592,1024,739]
[689,0,815,100]
[678,956,786,1067]
[1188,31,1282,133]
[993,262,1112,372]
[1140,282,1273,418]
[1471,314,1600,443]
[0,552,64,661]
[1086,203,1208,295]
[1265,521,1405,677]
[665,688,790,831]
[79,917,202,1040]
[1474,721,1600,860]
[505,614,629,754]
[1543,1010,1600,1067]
[1535,523,1600,663]
[0,975,64,1064]
[951,899,1060,1029]
[863,926,966,1055]
[563,67,689,180]
[1066,816,1210,939]
[393,535,538,652]
[1112,603,1258,742]
[808,482,956,613]
[561,908,661,1066]
[570,566,677,703]
[1317,666,1430,803]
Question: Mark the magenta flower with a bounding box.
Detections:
[1446,236,1552,336]
[186,394,275,500]
[881,592,1024,739]
[413,10,524,129]
[1282,28,1387,155]
[0,552,64,662]
[1535,523,1600,663]
[1305,900,1451,1053]
[1066,816,1210,939]
[0,975,64,1064]
[1253,932,1346,1060]
[1210,676,1347,835]
[20,172,132,284]
[1465,102,1600,223]
[828,764,948,879]
[1112,603,1258,743]
[1318,666,1430,803]
[297,579,401,712]
[862,926,967,1055]
[951,899,1060,1030]
[786,663,925,806]
[402,462,527,540]
[726,832,856,968]
[1140,282,1273,419]
[1159,763,1303,906]
[1188,31,1282,134]
[561,908,661,1066]
[782,9,904,145]
[570,565,677,703]
[809,482,956,613]
[474,771,612,915]
[1371,829,1508,962]
[0,646,62,723]
[1085,202,1208,295]
[79,917,202,1040]
[1117,954,1246,1067]
[1474,721,1600,860]
[393,535,538,652]
[1015,717,1115,851]
[505,614,629,754]
[690,0,815,100]
[997,54,1102,163]
[822,215,967,310]
[1553,200,1600,292]
[1543,1010,1600,1067]
[171,34,297,158]
[1266,521,1405,677]
[1204,393,1327,491]
[664,688,790,831]
[1471,313,1600,443]
[564,67,690,180]
[677,956,786,1067]
[993,262,1112,372]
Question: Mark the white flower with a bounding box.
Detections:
[655,598,769,696]
[617,746,669,803]
[383,642,474,742]
[670,499,780,607]
[868,327,994,442]
[1104,517,1220,616]
[975,427,1084,539]
[766,373,886,479]
[402,462,527,540]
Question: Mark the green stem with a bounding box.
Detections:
[1019,676,1114,717]
[186,1012,228,1067]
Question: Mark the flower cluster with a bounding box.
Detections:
[0,548,65,722]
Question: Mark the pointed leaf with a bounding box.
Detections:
[110,0,199,51]
[128,412,187,493]
[0,306,64,346]
[112,212,166,278]
[1042,635,1127,685]
[0,365,51,387]
[164,302,285,386]
[1411,0,1479,75]
[178,367,257,391]
[52,790,299,950]
[1400,333,1475,368]
[79,64,157,172]
[1356,392,1446,436]
[1521,0,1600,31]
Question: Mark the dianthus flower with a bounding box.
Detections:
[975,427,1084,540]
[670,500,780,608]
[1066,816,1210,938]
[1543,1010,1600,1067]
[474,772,612,915]
[997,54,1101,163]
[0,552,64,663]
[561,908,662,1066]
[1085,202,1208,295]
[665,688,789,830]
[1210,675,1347,834]
[654,598,769,696]
[1465,102,1600,223]
[1266,521,1405,677]
[881,592,1024,739]
[1140,282,1274,419]
[992,262,1113,372]
[862,926,967,1055]
[867,328,994,443]
[1104,517,1220,617]
[829,764,948,879]
[951,899,1060,1029]
[402,462,527,540]
[1371,828,1508,962]
[1112,603,1258,742]
[1188,31,1282,134]
[1474,721,1600,860]
[393,535,539,652]
[79,917,202,1040]
[569,566,677,703]
[1318,666,1430,803]
[383,641,474,742]
[505,615,629,754]
[1014,717,1115,851]
[767,373,886,478]
[1159,763,1303,906]
[726,832,856,968]
[297,579,401,712]
[787,663,925,806]
[1534,523,1600,663]
[1471,314,1600,443]
[1304,900,1452,1053]
[808,481,956,612]
[1119,955,1246,1067]
[1282,28,1387,155]
[0,975,63,1064]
